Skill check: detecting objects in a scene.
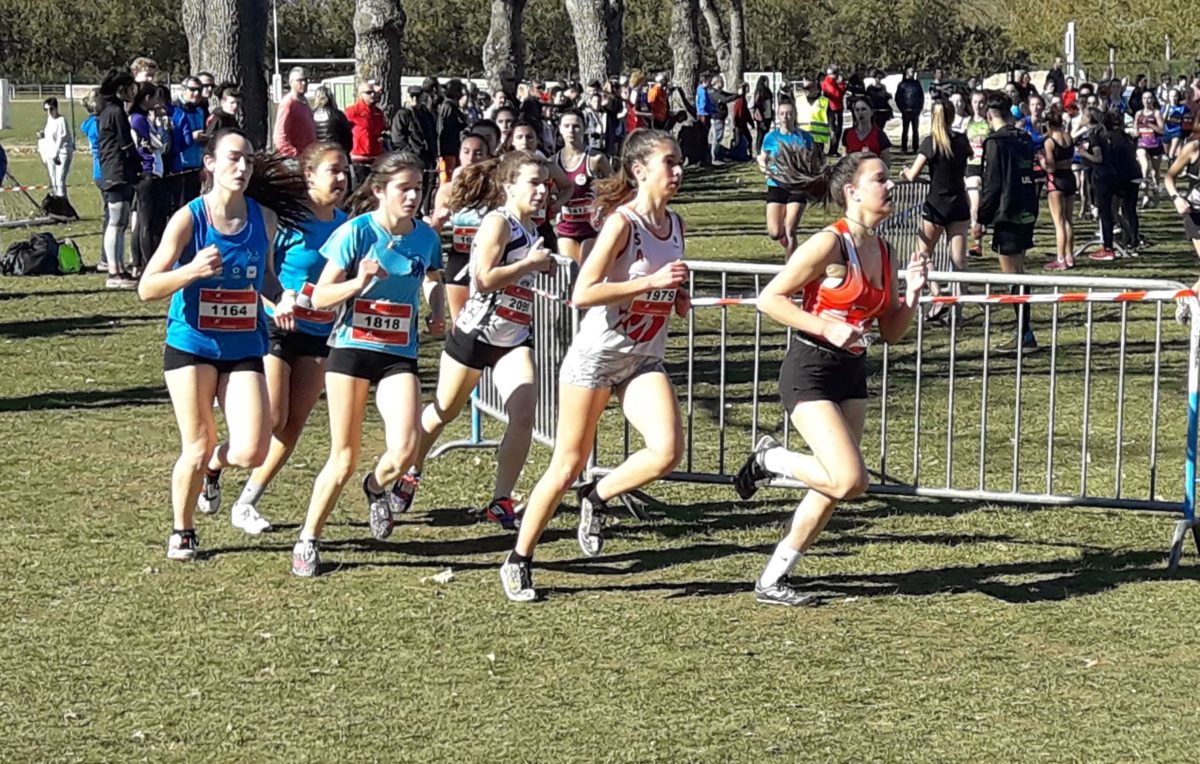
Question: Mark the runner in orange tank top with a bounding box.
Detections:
[733,151,929,606]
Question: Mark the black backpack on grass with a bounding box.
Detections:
[1,233,61,276]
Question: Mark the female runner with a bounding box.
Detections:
[840,96,892,166]
[1042,107,1077,270]
[900,99,970,318]
[500,129,689,602]
[138,128,309,560]
[734,151,928,606]
[290,152,443,577]
[394,152,555,526]
[507,117,572,247]
[758,100,815,256]
[229,142,350,533]
[964,91,991,256]
[1134,92,1165,207]
[427,132,491,323]
[553,108,613,264]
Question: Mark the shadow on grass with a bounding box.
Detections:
[0,313,159,340]
[0,287,112,301]
[0,384,168,412]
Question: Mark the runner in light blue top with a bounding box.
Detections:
[232,141,352,537]
[292,150,445,578]
[757,101,816,255]
[137,128,311,562]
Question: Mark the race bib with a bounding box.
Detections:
[199,287,257,332]
[618,288,675,344]
[351,298,412,346]
[452,225,477,255]
[562,201,594,221]
[496,284,533,326]
[294,282,335,324]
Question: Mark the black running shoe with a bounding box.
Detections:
[733,435,779,500]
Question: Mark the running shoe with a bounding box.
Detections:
[231,502,272,535]
[576,482,608,557]
[364,474,394,540]
[389,471,420,514]
[754,579,818,607]
[485,497,520,530]
[1042,260,1067,271]
[105,275,137,290]
[733,435,780,500]
[291,539,320,578]
[197,471,221,515]
[1089,248,1116,262]
[500,558,536,602]
[166,530,199,561]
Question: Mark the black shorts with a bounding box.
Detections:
[163,345,264,375]
[445,251,471,288]
[779,337,869,410]
[326,347,419,384]
[991,222,1035,257]
[1139,144,1164,158]
[444,328,530,371]
[268,327,331,363]
[1183,209,1200,241]
[766,185,809,205]
[922,200,970,227]
[965,163,983,179]
[1047,170,1078,196]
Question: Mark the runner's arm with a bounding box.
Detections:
[757,230,841,340]
[138,207,204,301]
[571,213,659,308]
[472,214,546,292]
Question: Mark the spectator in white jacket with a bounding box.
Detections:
[37,97,74,198]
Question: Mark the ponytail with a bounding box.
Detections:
[203,128,311,229]
[594,128,676,220]
[449,150,547,211]
[768,145,879,209]
[343,150,425,216]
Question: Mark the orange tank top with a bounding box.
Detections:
[800,219,893,354]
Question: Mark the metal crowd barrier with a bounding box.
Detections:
[430,205,1200,568]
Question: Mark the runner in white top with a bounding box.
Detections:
[398,152,556,528]
[501,128,689,603]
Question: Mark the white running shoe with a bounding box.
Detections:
[197,472,221,515]
[167,530,199,561]
[500,558,536,602]
[231,502,272,535]
[291,539,320,578]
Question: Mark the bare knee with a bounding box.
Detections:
[830,465,869,500]
[648,437,684,477]
[547,452,588,493]
[326,447,359,485]
[385,430,421,469]
[180,436,215,474]
[226,442,269,469]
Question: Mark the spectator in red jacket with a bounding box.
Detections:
[821,65,849,156]
[273,67,317,158]
[344,81,388,185]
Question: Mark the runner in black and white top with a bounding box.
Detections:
[398,151,556,527]
[501,129,689,603]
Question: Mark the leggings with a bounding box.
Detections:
[1094,177,1139,250]
[132,175,166,272]
[102,185,133,274]
[828,110,844,154]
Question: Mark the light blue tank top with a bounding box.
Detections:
[165,197,270,360]
[267,209,347,337]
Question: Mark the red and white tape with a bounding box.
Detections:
[688,289,1197,309]
[0,184,51,193]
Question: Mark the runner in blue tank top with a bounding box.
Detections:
[138,128,311,562]
[292,151,445,577]
[231,142,350,535]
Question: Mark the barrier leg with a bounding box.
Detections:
[427,387,501,460]
[1170,323,1200,570]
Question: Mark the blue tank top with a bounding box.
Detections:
[165,197,270,360]
[266,209,348,337]
[321,212,443,359]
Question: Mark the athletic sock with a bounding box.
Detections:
[507,550,532,566]
[761,446,803,479]
[365,473,385,496]
[237,481,265,507]
[585,481,604,505]
[758,541,801,589]
[299,531,319,542]
[205,468,221,481]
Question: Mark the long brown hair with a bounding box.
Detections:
[343,151,425,216]
[448,150,545,212]
[768,148,880,209]
[593,128,677,219]
[203,128,310,228]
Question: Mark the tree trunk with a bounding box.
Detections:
[181,0,269,148]
[698,0,744,87]
[483,0,527,93]
[669,0,701,91]
[354,0,407,121]
[563,0,624,84]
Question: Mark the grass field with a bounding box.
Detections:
[3,160,1200,762]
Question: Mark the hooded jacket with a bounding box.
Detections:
[979,123,1038,227]
[96,95,140,189]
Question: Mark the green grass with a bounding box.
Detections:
[3,163,1200,762]
[1,99,88,148]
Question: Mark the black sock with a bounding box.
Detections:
[205,468,221,480]
[174,528,196,537]
[507,550,532,565]
[585,481,604,506]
